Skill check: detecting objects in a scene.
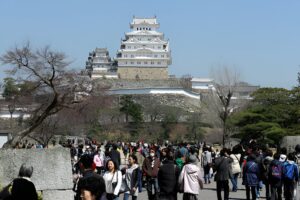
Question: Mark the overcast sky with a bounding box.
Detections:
[1,0,299,89]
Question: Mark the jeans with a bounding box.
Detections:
[230,173,239,191]
[246,185,257,200]
[203,164,211,184]
[216,180,229,200]
[283,180,296,200]
[256,180,263,197]
[265,181,271,200]
[107,193,119,200]
[271,185,282,200]
[123,193,137,200]
[146,177,159,200]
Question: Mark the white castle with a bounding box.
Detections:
[116,16,172,79]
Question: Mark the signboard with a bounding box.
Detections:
[0,133,8,148]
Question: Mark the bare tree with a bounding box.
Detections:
[0,43,95,147]
[207,65,240,147]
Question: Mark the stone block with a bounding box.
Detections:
[43,189,74,200]
[0,147,73,191]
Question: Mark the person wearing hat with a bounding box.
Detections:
[142,147,161,200]
[178,154,204,200]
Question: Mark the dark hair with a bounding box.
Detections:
[166,150,175,160]
[18,163,33,178]
[80,175,106,199]
[287,153,295,161]
[80,154,94,169]
[220,148,229,157]
[273,153,280,160]
[247,154,256,161]
[280,147,287,155]
[106,159,117,172]
[129,154,138,164]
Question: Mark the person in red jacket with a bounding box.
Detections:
[142,147,161,200]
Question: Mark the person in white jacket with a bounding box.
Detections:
[229,150,241,192]
[178,155,204,200]
[103,160,123,200]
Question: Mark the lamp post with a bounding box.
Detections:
[8,104,15,132]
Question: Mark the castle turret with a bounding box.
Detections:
[85,48,117,79]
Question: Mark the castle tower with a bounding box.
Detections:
[116,16,172,79]
[85,48,117,79]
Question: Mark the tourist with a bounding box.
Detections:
[214,148,233,200]
[158,148,180,200]
[269,153,284,200]
[283,153,299,200]
[75,154,105,200]
[142,147,160,200]
[79,175,107,200]
[178,154,204,200]
[109,144,121,170]
[242,154,259,200]
[0,163,38,200]
[103,160,122,200]
[10,163,38,200]
[229,148,241,192]
[201,146,212,184]
[261,149,273,200]
[94,149,104,175]
[123,154,140,200]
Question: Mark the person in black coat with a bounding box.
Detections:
[158,149,179,200]
[11,163,38,200]
[109,144,121,169]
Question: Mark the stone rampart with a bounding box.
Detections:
[0,147,73,200]
[98,78,183,89]
[117,67,168,80]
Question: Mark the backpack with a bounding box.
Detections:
[203,153,208,166]
[271,163,282,180]
[284,163,296,180]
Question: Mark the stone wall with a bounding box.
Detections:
[98,78,183,89]
[281,136,300,153]
[0,147,73,200]
[117,67,168,80]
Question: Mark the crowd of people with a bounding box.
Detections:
[69,139,300,200]
[1,138,300,200]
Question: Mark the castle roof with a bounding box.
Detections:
[131,17,158,25]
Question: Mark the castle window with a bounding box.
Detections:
[131,55,134,58]
[131,61,134,64]
[136,28,138,30]
[128,46,131,49]
[158,46,161,49]
[137,61,141,65]
[144,61,148,64]
[151,61,154,65]
[154,55,158,58]
[124,54,128,58]
[149,28,151,30]
[161,55,164,58]
[157,61,161,65]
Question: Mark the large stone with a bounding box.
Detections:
[0,147,73,191]
[43,190,74,200]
